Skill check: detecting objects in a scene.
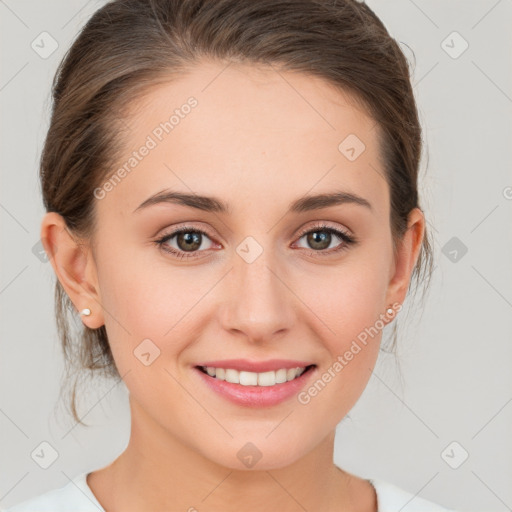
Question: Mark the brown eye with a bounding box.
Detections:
[295,223,357,256]
[155,226,216,259]
[176,231,203,252]
[305,230,333,250]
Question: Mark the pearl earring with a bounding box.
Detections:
[80,308,91,316]
[386,307,393,315]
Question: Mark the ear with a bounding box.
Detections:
[385,207,425,309]
[40,212,104,328]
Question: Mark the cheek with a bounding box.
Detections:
[94,241,217,372]
[305,254,391,349]
[294,272,387,426]
[296,249,391,399]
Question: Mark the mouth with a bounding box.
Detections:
[195,364,316,387]
[193,363,318,407]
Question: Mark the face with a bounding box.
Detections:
[46,60,422,470]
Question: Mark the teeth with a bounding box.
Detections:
[225,368,239,384]
[203,366,308,386]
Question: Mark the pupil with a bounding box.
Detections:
[308,231,330,250]
[178,232,201,251]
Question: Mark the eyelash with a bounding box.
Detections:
[154,223,357,260]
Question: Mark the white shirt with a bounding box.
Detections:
[3,471,455,511]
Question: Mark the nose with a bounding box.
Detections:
[219,244,296,343]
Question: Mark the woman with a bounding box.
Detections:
[6,0,455,510]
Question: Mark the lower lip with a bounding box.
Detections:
[194,366,317,407]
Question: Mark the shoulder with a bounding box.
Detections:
[4,472,456,512]
[2,472,104,512]
[369,478,456,512]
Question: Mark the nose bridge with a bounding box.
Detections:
[221,236,294,341]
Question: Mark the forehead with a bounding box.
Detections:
[98,60,388,219]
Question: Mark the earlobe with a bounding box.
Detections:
[40,212,104,328]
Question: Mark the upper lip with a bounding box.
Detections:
[195,359,315,373]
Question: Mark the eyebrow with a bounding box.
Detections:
[133,189,373,214]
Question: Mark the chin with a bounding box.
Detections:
[197,432,316,472]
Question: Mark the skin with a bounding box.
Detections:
[42,60,424,512]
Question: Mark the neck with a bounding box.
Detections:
[88,397,369,512]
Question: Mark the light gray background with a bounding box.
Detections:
[1,1,511,511]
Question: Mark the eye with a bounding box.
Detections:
[154,222,357,261]
[155,226,217,260]
[294,223,357,256]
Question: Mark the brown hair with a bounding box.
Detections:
[41,0,434,426]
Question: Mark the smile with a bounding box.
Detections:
[194,363,317,407]
[197,365,314,386]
